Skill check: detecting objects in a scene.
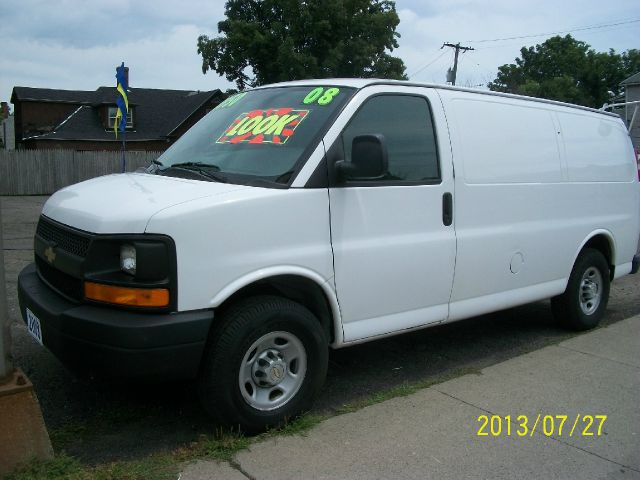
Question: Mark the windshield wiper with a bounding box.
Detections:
[236,170,296,188]
[170,161,221,171]
[145,158,164,173]
[161,162,227,183]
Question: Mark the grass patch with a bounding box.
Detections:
[47,424,88,451]
[4,454,83,480]
[46,402,153,452]
[5,453,176,480]
[6,367,481,480]
[6,431,244,480]
[175,428,251,463]
[273,413,325,437]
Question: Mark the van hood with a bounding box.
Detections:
[42,173,250,234]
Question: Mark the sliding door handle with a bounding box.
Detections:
[442,192,453,226]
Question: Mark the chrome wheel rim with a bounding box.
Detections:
[239,331,307,411]
[579,267,602,315]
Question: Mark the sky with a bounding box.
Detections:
[1,0,639,105]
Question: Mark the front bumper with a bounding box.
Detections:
[18,263,214,380]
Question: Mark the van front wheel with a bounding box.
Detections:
[198,295,328,432]
[551,248,610,331]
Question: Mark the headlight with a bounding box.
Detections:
[120,244,136,275]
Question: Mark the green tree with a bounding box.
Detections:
[488,35,640,108]
[197,0,407,90]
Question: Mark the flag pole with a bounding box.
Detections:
[121,128,126,173]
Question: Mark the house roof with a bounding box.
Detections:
[621,72,640,86]
[11,87,97,104]
[14,86,222,142]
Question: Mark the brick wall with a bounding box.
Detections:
[15,101,82,145]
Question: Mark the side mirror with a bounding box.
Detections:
[335,134,388,182]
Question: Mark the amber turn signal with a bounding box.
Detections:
[84,282,169,307]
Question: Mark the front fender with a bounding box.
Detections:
[209,266,344,347]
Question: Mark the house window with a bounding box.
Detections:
[107,106,133,129]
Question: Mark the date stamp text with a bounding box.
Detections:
[476,414,607,437]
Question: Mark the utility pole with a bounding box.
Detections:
[442,42,474,86]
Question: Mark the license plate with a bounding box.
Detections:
[26,308,43,346]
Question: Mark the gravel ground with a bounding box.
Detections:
[2,195,639,465]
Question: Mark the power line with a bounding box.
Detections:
[473,22,639,51]
[408,50,449,79]
[465,18,640,44]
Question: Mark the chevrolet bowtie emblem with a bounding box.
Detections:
[44,246,56,264]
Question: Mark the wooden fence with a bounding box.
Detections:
[0,150,163,195]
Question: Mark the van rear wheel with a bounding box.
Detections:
[198,295,328,432]
[551,248,610,331]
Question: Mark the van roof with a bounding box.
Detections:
[256,78,618,118]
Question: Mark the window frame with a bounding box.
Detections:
[333,92,442,188]
[107,106,134,130]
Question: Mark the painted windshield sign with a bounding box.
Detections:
[217,108,309,145]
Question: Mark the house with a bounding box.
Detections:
[10,86,223,150]
[1,102,15,150]
[620,71,640,152]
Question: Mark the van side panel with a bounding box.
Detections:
[453,99,563,184]
[438,89,639,322]
[557,110,640,275]
[557,111,636,182]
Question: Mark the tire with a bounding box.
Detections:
[551,248,610,331]
[198,295,328,432]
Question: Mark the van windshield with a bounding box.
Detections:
[156,85,355,186]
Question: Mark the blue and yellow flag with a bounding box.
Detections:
[114,62,129,137]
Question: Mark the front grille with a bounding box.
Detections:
[36,216,91,258]
[36,256,83,301]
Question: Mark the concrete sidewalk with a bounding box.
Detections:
[181,315,640,480]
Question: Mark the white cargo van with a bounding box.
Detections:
[19,79,640,430]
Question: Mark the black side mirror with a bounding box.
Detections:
[335,134,388,182]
